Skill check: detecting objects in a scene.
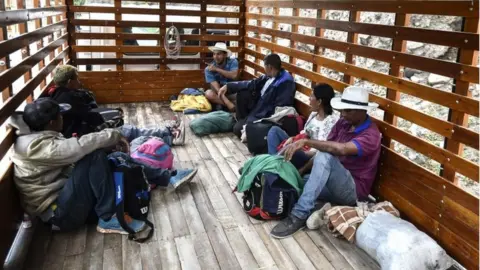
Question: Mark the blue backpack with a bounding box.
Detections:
[109,155,154,242]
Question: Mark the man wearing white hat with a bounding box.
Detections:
[204,42,240,111]
[270,86,382,239]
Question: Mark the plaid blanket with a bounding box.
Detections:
[325,201,400,243]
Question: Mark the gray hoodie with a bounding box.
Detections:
[9,112,121,216]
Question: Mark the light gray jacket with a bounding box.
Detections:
[9,112,121,216]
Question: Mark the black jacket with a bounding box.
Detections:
[49,87,102,137]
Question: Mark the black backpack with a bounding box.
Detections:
[110,155,154,242]
[241,172,298,220]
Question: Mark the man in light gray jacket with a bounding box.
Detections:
[10,98,145,234]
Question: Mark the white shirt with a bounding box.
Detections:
[260,77,275,97]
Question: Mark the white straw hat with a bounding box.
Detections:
[331,86,379,110]
[208,42,232,57]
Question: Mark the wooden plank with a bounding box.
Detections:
[0,20,66,59]
[245,13,479,50]
[82,224,104,270]
[140,241,162,270]
[319,227,380,270]
[158,239,181,270]
[65,226,87,256]
[114,0,122,71]
[69,6,241,18]
[16,0,34,103]
[342,10,360,84]
[71,19,241,29]
[245,0,479,17]
[253,223,298,270]
[442,17,480,183]
[63,254,84,270]
[0,48,68,128]
[383,13,410,147]
[306,230,354,270]
[262,222,316,270]
[293,231,334,270]
[224,227,259,270]
[73,32,241,41]
[23,223,52,270]
[0,6,66,26]
[103,234,123,270]
[237,224,278,270]
[42,232,69,270]
[72,45,242,53]
[122,236,142,270]
[374,119,478,182]
[189,170,242,270]
[74,57,210,65]
[175,235,202,270]
[244,40,479,117]
[245,25,479,84]
[165,189,190,237]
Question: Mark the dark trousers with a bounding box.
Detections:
[233,90,258,138]
[51,150,115,231]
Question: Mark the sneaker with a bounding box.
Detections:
[172,118,185,146]
[170,168,198,189]
[306,202,332,230]
[270,215,306,239]
[97,215,146,235]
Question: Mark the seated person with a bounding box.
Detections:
[270,86,381,238]
[49,65,184,145]
[266,83,339,170]
[10,98,197,234]
[218,53,296,138]
[204,42,240,111]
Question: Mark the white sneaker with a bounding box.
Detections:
[172,117,185,146]
[306,202,332,230]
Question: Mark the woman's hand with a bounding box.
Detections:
[284,139,307,161]
[283,137,293,147]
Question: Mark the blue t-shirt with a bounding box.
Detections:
[204,58,239,85]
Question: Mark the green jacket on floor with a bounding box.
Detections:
[189,111,235,136]
[237,154,304,194]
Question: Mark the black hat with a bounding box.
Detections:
[22,98,71,131]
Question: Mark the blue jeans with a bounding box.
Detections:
[51,150,115,231]
[291,151,357,220]
[266,126,310,169]
[119,125,173,146]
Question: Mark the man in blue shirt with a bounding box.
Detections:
[204,42,240,111]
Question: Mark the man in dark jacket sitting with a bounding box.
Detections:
[218,54,296,138]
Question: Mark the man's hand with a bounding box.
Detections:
[207,63,217,72]
[284,139,307,161]
[283,137,293,148]
[218,85,227,97]
[114,137,130,154]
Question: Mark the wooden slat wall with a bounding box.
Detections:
[67,0,244,103]
[0,0,68,263]
[244,1,479,269]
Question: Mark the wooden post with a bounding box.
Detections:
[289,7,299,76]
[159,0,166,70]
[0,0,12,102]
[238,1,246,72]
[343,10,360,85]
[311,9,327,87]
[200,1,207,70]
[16,0,33,102]
[66,0,76,67]
[382,13,410,147]
[34,0,46,91]
[441,17,479,183]
[114,0,123,71]
[254,7,264,75]
[45,0,55,62]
